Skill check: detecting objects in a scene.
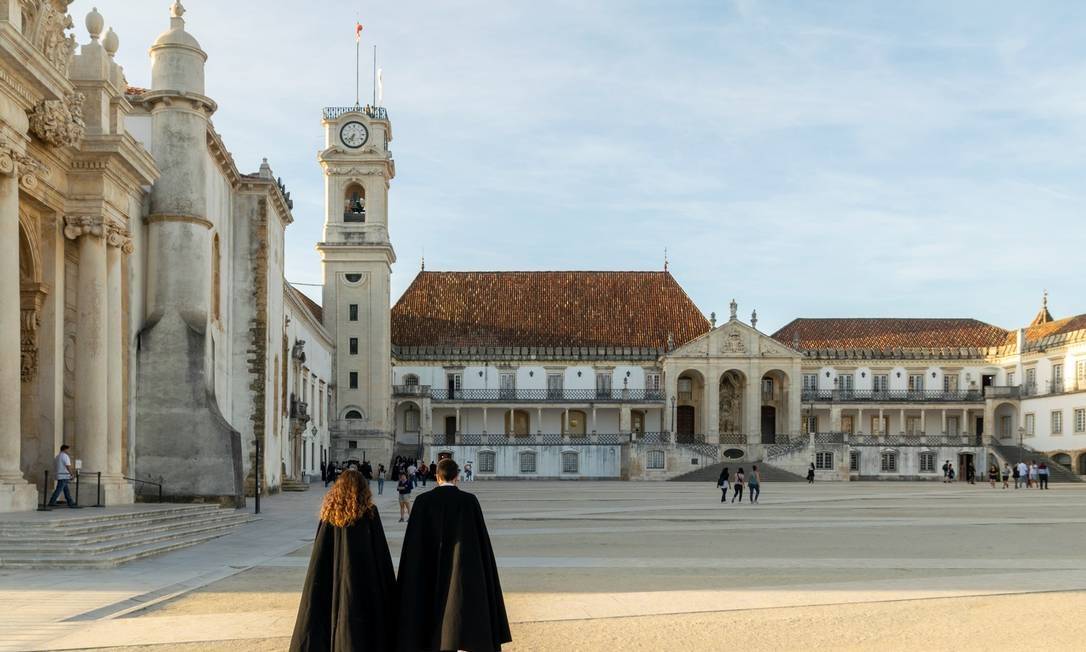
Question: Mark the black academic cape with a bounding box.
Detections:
[397,485,511,652]
[289,508,398,652]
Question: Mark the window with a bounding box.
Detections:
[547,373,563,399]
[344,183,366,222]
[802,374,818,391]
[815,451,833,470]
[404,374,419,386]
[404,406,420,432]
[761,378,775,400]
[1077,361,1086,387]
[344,409,363,420]
[349,372,358,389]
[908,374,924,392]
[479,451,495,473]
[561,451,578,473]
[873,374,889,393]
[837,374,854,392]
[519,451,537,473]
[348,440,358,449]
[646,372,661,393]
[919,452,936,473]
[1007,371,1016,386]
[1025,413,1035,436]
[1026,368,1036,389]
[946,416,960,436]
[999,415,1013,438]
[446,373,462,397]
[344,273,362,283]
[348,304,359,321]
[499,372,515,399]
[870,415,889,435]
[880,451,897,472]
[943,374,959,392]
[677,378,692,401]
[802,415,818,434]
[595,372,612,398]
[905,416,921,435]
[1051,410,1063,435]
[849,450,860,471]
[1075,409,1086,433]
[1052,364,1064,392]
[646,450,665,470]
[349,337,358,355]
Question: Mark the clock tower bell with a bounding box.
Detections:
[317,105,396,462]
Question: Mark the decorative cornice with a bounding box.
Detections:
[0,139,50,190]
[27,91,85,148]
[20,0,78,77]
[144,213,213,229]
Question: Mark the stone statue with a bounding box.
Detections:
[729,298,737,320]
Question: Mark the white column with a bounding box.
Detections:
[857,408,863,434]
[536,407,542,434]
[899,408,904,435]
[481,407,487,434]
[0,160,36,509]
[105,233,127,479]
[878,408,884,435]
[941,409,947,434]
[591,406,597,434]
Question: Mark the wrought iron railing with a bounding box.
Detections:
[849,433,971,447]
[392,384,432,398]
[636,431,671,445]
[322,105,389,120]
[432,433,628,446]
[426,388,665,402]
[802,389,984,403]
[677,441,721,460]
[765,434,810,460]
[983,385,1020,399]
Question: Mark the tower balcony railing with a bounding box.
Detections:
[801,389,984,403]
[423,388,666,403]
[322,105,388,120]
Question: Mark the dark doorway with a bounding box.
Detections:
[981,374,995,387]
[676,405,695,441]
[761,406,776,441]
[975,417,984,443]
[958,452,974,482]
[444,416,457,444]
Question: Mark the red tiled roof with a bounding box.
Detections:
[125,86,148,96]
[288,284,323,324]
[1023,313,1086,345]
[391,271,710,349]
[772,318,1009,351]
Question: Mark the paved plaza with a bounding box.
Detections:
[3,480,1086,651]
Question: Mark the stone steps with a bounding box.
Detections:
[0,505,256,568]
[989,444,1082,483]
[669,461,807,483]
[280,479,311,492]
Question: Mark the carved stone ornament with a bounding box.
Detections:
[28,91,85,148]
[106,222,133,253]
[63,214,105,240]
[20,288,45,383]
[0,140,49,189]
[720,330,746,354]
[324,166,386,176]
[19,0,78,76]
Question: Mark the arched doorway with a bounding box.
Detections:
[343,182,366,222]
[676,370,705,442]
[19,214,46,480]
[1078,454,1086,476]
[760,369,790,442]
[993,403,1017,440]
[1051,453,1072,469]
[719,370,745,436]
[564,410,587,437]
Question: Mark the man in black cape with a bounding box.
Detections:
[397,458,511,652]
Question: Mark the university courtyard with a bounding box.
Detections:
[3,480,1086,651]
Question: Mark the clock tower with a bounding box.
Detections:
[317,105,396,462]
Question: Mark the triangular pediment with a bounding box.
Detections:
[668,319,801,359]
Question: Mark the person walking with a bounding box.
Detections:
[1002,463,1011,489]
[407,461,417,487]
[987,464,998,488]
[748,465,761,504]
[418,463,428,487]
[289,469,397,651]
[1028,461,1039,489]
[1014,461,1026,489]
[967,462,976,485]
[1038,462,1049,490]
[716,467,729,503]
[942,460,950,483]
[731,467,746,503]
[397,472,413,522]
[360,459,373,481]
[946,462,955,483]
[47,444,76,508]
[806,462,815,484]
[464,462,473,481]
[376,463,386,496]
[396,458,511,652]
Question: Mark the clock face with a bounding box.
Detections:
[340,121,369,148]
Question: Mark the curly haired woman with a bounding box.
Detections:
[290,469,397,651]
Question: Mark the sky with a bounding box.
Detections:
[80,1,1086,333]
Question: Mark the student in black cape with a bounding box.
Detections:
[290,469,397,652]
[397,458,511,652]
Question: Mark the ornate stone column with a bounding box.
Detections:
[0,144,44,511]
[106,224,132,480]
[64,216,110,483]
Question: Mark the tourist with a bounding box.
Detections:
[749,465,761,503]
[1002,463,1011,489]
[464,461,473,481]
[967,462,976,485]
[418,463,428,487]
[732,467,746,503]
[946,463,955,483]
[407,461,417,486]
[1015,461,1027,489]
[716,467,729,503]
[807,463,815,484]
[429,460,438,482]
[319,460,327,484]
[1029,461,1039,489]
[289,469,396,651]
[397,472,412,522]
[376,463,386,495]
[47,444,76,508]
[396,458,511,652]
[942,460,950,483]
[1038,462,1049,490]
[988,464,998,488]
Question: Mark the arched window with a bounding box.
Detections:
[404,405,420,432]
[519,451,537,473]
[344,409,363,420]
[404,374,420,386]
[211,233,221,322]
[343,182,366,222]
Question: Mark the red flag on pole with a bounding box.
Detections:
[355,22,364,43]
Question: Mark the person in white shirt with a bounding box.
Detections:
[1016,461,1029,489]
[47,444,76,508]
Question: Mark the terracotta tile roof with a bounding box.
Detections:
[391,271,710,349]
[772,318,1009,352]
[287,283,323,324]
[125,86,148,96]
[1022,312,1086,347]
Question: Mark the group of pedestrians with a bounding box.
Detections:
[1003,460,1051,489]
[715,465,761,503]
[291,459,511,651]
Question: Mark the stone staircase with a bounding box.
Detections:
[280,478,311,492]
[0,504,257,568]
[669,461,807,483]
[989,444,1082,483]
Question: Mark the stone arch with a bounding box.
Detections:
[718,369,746,436]
[1076,452,1086,476]
[676,369,705,441]
[760,368,791,440]
[1051,452,1072,468]
[993,402,1018,440]
[341,406,366,420]
[396,400,421,433]
[343,181,366,222]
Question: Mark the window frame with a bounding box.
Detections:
[880,451,898,472]
[1025,412,1035,437]
[919,451,936,473]
[349,337,359,355]
[646,449,665,470]
[1051,410,1063,435]
[815,451,833,470]
[1074,408,1086,434]
[849,449,860,472]
[519,451,537,474]
[561,451,579,474]
[348,371,359,389]
[348,304,359,321]
[478,451,496,473]
[404,406,420,433]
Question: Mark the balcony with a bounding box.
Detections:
[420,388,666,403]
[289,398,310,422]
[983,385,1021,400]
[329,419,386,437]
[392,384,432,398]
[322,105,388,120]
[433,432,630,446]
[802,389,984,403]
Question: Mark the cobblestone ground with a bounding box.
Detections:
[5,480,1086,651]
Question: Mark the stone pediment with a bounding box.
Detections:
[668,320,801,360]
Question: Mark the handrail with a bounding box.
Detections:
[123,475,164,503]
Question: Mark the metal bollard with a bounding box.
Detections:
[94,471,104,508]
[74,471,81,508]
[158,476,163,503]
[37,469,51,511]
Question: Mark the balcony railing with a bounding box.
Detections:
[433,432,627,446]
[425,388,666,403]
[328,419,385,436]
[983,385,1020,399]
[392,384,432,398]
[322,105,388,120]
[802,389,984,403]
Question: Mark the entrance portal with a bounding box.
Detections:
[761,406,777,443]
[958,453,975,482]
[676,405,695,442]
[444,416,456,444]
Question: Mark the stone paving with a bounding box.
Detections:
[3,480,1086,650]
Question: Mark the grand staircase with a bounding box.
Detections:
[669,461,807,483]
[0,504,257,568]
[989,444,1082,483]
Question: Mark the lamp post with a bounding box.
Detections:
[1017,426,1025,462]
[670,396,676,441]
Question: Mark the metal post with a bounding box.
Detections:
[37,470,51,511]
[73,471,81,508]
[94,471,103,508]
[158,476,163,503]
[254,435,261,515]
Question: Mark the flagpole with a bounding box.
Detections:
[355,33,360,106]
[372,44,377,106]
